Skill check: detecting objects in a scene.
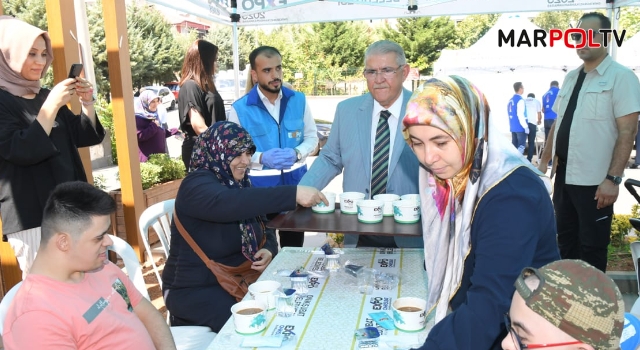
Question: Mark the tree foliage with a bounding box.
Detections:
[205,26,256,71]
[4,0,48,31]
[450,14,500,49]
[618,7,640,39]
[532,10,585,31]
[379,17,457,74]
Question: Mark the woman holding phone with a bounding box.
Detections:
[0,16,105,277]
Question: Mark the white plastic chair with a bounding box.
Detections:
[0,281,23,334]
[107,234,216,350]
[138,199,175,289]
[631,241,640,296]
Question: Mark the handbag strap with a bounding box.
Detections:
[173,208,217,265]
[173,207,269,265]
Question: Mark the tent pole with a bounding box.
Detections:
[230,0,240,100]
[609,6,619,61]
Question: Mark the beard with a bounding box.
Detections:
[259,79,281,94]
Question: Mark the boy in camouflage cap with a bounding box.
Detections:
[501,259,624,350]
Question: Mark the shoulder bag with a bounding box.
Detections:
[173,210,265,302]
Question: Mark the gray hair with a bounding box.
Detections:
[364,40,407,67]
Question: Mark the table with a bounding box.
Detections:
[207,247,431,350]
[266,205,421,237]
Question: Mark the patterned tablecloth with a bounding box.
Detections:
[207,247,431,350]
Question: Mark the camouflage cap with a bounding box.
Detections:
[514,259,624,350]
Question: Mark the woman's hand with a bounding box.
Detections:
[296,186,328,207]
[74,77,94,102]
[44,78,76,109]
[251,249,273,272]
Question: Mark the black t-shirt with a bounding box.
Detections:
[177,80,226,139]
[555,69,587,162]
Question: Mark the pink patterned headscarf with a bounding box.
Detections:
[0,16,53,97]
[402,76,548,323]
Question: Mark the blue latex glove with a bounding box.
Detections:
[262,148,293,170]
[282,148,298,163]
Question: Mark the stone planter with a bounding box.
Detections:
[108,178,182,245]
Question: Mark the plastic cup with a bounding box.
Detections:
[312,191,336,213]
[276,292,296,318]
[400,194,420,203]
[248,280,281,310]
[340,192,366,214]
[230,300,267,334]
[357,268,376,295]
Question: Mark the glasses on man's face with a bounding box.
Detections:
[570,30,599,43]
[503,314,584,349]
[363,65,404,79]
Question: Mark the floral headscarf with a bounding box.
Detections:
[402,76,550,322]
[190,121,259,261]
[134,90,160,120]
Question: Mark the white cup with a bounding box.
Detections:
[400,194,421,203]
[248,280,281,310]
[392,200,420,224]
[391,297,427,332]
[356,199,384,223]
[312,191,336,213]
[230,300,268,334]
[373,194,401,216]
[340,192,366,214]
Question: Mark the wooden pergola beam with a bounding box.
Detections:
[101,0,144,260]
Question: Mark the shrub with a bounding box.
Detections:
[95,97,117,165]
[611,214,632,247]
[139,154,185,190]
[93,174,108,191]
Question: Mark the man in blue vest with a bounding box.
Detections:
[228,46,318,248]
[542,81,560,140]
[508,82,528,155]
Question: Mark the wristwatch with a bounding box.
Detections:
[606,174,622,185]
[295,148,302,161]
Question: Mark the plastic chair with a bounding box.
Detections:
[108,234,216,349]
[0,281,23,334]
[138,199,175,289]
[631,241,640,297]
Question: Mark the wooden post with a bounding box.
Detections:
[0,218,20,296]
[102,0,144,260]
[0,0,4,16]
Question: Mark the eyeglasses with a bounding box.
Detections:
[363,65,404,79]
[570,30,599,43]
[503,314,584,349]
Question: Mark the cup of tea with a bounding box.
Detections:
[312,191,336,213]
[230,300,268,334]
[248,280,281,310]
[356,199,384,223]
[391,297,427,332]
[392,200,420,224]
[373,194,401,216]
[340,192,366,214]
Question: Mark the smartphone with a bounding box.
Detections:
[68,63,83,79]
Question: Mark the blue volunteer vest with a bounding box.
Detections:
[542,86,559,120]
[507,94,525,132]
[233,86,307,187]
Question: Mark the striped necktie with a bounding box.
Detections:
[371,110,391,196]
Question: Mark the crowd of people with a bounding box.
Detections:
[0,11,638,350]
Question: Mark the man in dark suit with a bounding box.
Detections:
[299,40,421,248]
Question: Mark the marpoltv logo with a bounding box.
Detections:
[498,28,626,48]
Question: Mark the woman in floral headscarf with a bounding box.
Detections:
[403,76,559,350]
[134,89,179,162]
[162,121,326,332]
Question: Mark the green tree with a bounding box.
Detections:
[532,11,585,31]
[450,14,499,49]
[309,21,372,70]
[86,1,183,96]
[380,17,457,74]
[4,0,48,31]
[619,7,640,39]
[205,26,255,71]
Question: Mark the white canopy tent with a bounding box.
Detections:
[146,0,611,98]
[616,33,640,70]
